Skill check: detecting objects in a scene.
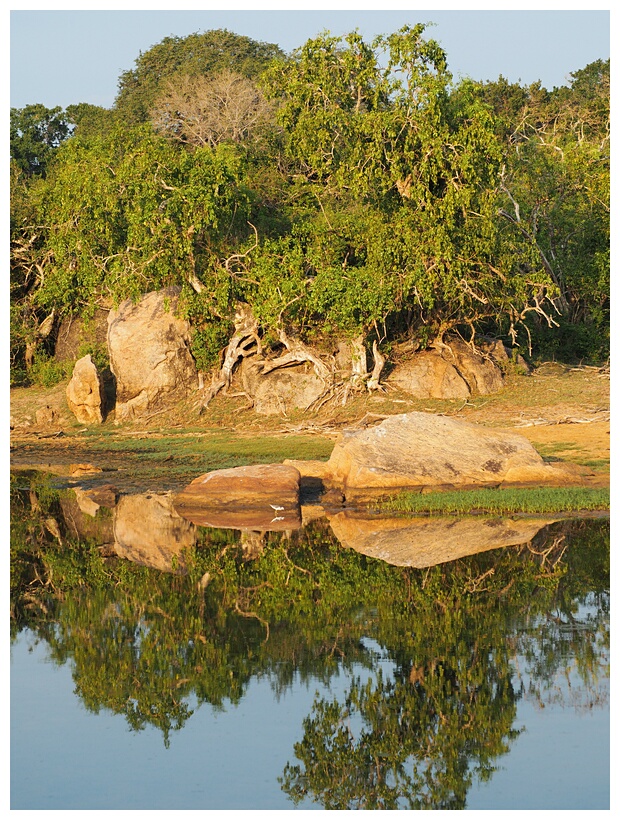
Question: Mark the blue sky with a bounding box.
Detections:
[9,4,611,111]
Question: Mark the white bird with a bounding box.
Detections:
[269,504,285,511]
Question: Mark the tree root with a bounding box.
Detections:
[201,303,261,408]
[200,312,388,412]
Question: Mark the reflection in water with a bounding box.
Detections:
[10,472,610,809]
[113,493,196,572]
[326,509,561,567]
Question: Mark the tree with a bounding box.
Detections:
[10,104,72,176]
[252,26,558,359]
[65,102,121,139]
[150,69,274,148]
[115,29,284,124]
[492,61,610,360]
[9,122,254,374]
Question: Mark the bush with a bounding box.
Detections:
[28,355,73,387]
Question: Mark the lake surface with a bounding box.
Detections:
[10,471,610,810]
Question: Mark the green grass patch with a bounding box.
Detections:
[579,458,610,471]
[535,441,580,458]
[76,428,333,471]
[382,486,609,515]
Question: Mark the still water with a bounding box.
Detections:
[10,473,610,810]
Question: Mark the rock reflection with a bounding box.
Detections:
[327,510,559,568]
[58,483,562,573]
[113,493,196,572]
[176,505,301,532]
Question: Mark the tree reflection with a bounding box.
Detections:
[10,472,609,796]
[279,522,609,808]
[280,665,520,809]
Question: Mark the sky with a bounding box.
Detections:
[8,3,611,112]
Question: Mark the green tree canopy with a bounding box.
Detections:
[9,27,610,379]
[115,29,284,124]
[248,26,558,349]
[483,60,610,358]
[10,103,73,176]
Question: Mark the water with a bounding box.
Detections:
[10,474,610,810]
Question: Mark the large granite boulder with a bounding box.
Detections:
[107,287,198,421]
[113,492,196,573]
[324,412,583,499]
[240,358,325,415]
[174,464,301,528]
[327,510,559,568]
[389,338,504,399]
[66,354,105,424]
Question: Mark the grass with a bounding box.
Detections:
[78,427,334,463]
[37,426,337,491]
[381,486,610,516]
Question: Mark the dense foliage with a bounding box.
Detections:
[10,26,609,385]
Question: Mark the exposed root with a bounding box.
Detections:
[261,330,333,383]
[201,303,261,408]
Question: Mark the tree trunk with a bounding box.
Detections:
[261,330,332,383]
[366,340,386,391]
[350,334,368,388]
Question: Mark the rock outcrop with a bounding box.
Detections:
[388,338,504,399]
[324,411,584,499]
[240,358,325,415]
[174,464,302,529]
[113,492,196,573]
[107,287,198,421]
[327,510,559,568]
[65,354,105,424]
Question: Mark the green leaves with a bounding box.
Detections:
[10,104,73,177]
[9,27,609,371]
[115,29,284,124]
[28,126,249,318]
[493,60,610,358]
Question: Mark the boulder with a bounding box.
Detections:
[448,338,505,395]
[107,287,198,421]
[324,411,584,499]
[479,338,532,374]
[113,492,196,573]
[240,357,325,415]
[389,350,470,399]
[389,338,504,399]
[66,354,105,424]
[174,464,301,524]
[327,510,559,568]
[82,485,119,509]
